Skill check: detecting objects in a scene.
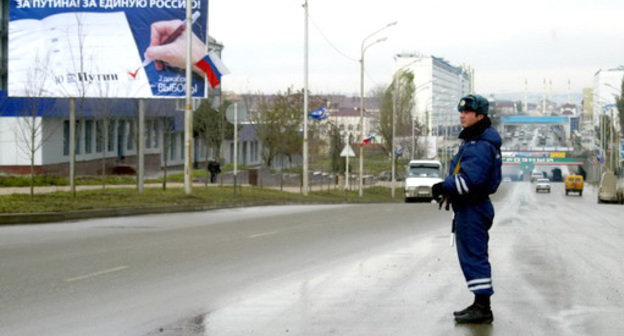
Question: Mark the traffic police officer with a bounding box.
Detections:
[432,94,502,324]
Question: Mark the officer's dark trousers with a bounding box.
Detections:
[454,199,494,296]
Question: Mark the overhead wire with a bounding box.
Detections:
[307,6,389,91]
[308,12,358,63]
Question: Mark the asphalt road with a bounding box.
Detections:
[0,182,622,336]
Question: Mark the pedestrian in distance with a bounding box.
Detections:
[207,157,221,184]
[431,94,502,324]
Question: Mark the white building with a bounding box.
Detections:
[326,95,380,143]
[394,53,472,138]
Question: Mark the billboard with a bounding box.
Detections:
[9,0,209,98]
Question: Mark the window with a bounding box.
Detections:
[84,120,93,154]
[75,120,81,155]
[107,119,115,152]
[63,120,69,156]
[170,133,177,160]
[251,141,258,162]
[95,120,103,153]
[145,120,152,149]
[176,99,184,111]
[153,120,160,148]
[127,120,134,151]
[117,120,125,157]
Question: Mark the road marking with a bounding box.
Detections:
[65,265,129,282]
[248,231,278,239]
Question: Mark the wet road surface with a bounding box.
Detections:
[0,182,622,335]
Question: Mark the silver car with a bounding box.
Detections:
[535,178,551,193]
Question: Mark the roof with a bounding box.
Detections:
[0,90,177,118]
[224,93,380,115]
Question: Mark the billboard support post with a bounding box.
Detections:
[138,99,145,193]
[184,0,193,195]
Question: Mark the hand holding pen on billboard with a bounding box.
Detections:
[143,11,206,75]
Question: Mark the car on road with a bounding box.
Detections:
[404,160,442,202]
[565,174,584,196]
[535,178,551,193]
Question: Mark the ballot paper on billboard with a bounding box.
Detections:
[8,0,208,98]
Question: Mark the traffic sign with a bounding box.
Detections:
[340,145,356,157]
[225,102,249,124]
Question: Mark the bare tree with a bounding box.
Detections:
[15,54,58,198]
[328,122,344,173]
[376,71,418,154]
[250,90,300,168]
[193,98,233,164]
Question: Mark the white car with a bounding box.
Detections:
[535,178,551,193]
[404,160,443,202]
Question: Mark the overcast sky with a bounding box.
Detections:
[210,0,624,98]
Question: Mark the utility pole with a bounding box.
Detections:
[302,0,309,195]
[358,21,396,197]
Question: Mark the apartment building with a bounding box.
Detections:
[394,52,472,138]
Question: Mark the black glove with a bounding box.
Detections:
[431,182,445,203]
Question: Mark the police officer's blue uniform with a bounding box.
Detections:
[432,94,502,324]
[443,122,501,296]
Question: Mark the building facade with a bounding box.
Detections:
[394,53,472,138]
[326,95,380,143]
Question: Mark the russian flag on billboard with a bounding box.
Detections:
[195,52,230,88]
[308,106,328,120]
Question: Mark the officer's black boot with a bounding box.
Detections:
[454,294,493,324]
[453,303,474,317]
[453,294,480,316]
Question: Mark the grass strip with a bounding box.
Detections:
[0,186,400,214]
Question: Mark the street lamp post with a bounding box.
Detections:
[359,21,396,197]
[392,70,398,198]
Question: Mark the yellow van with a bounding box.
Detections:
[565,174,584,196]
